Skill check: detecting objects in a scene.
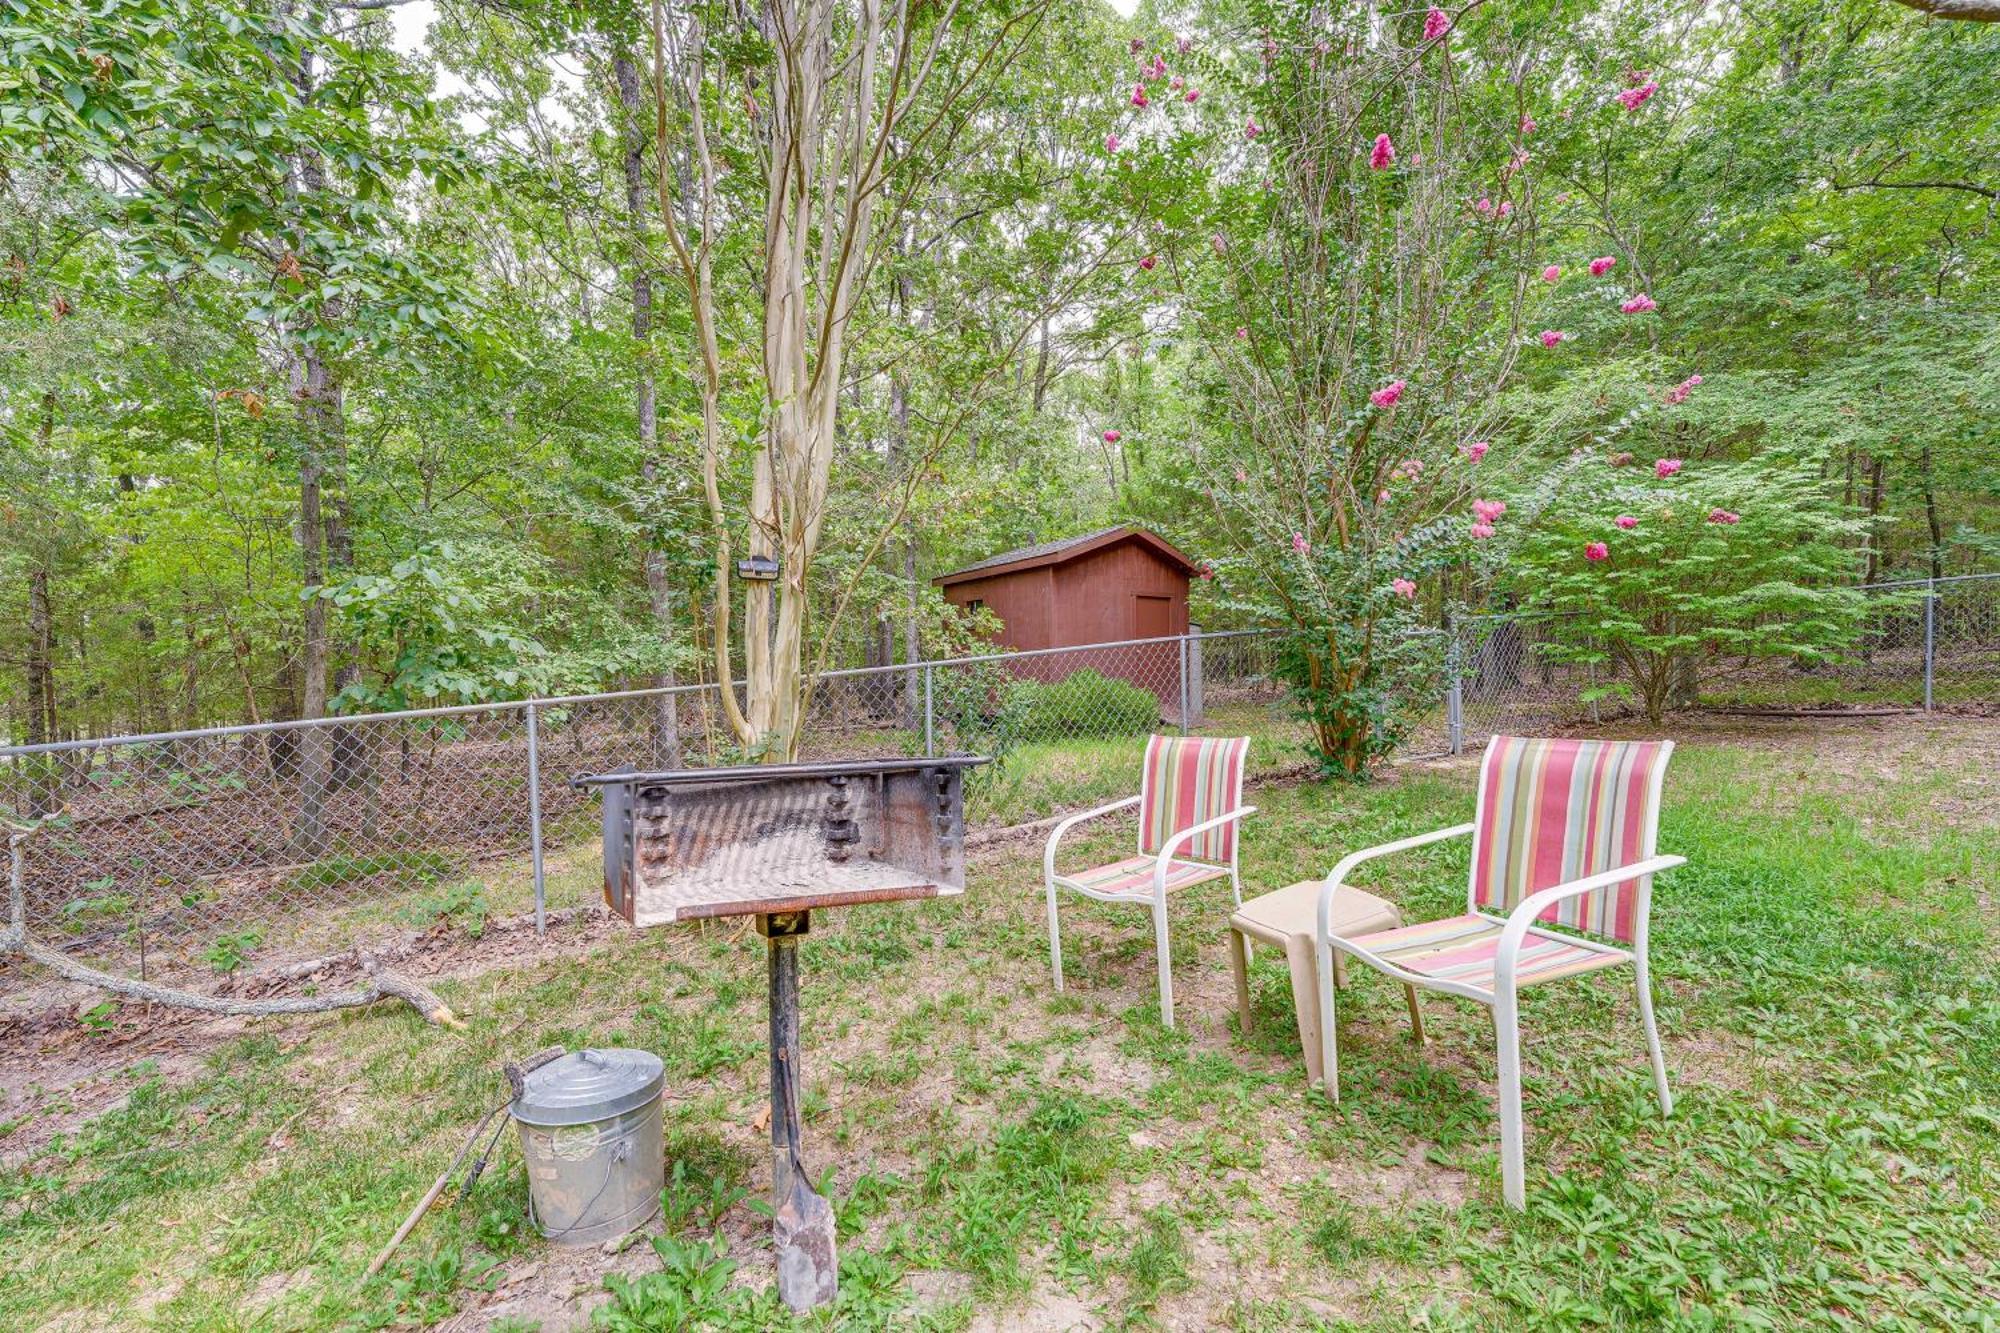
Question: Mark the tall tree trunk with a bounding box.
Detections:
[618,52,681,767]
[1862,455,1886,584]
[1920,444,1943,581]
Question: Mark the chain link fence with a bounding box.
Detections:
[3,577,1994,992]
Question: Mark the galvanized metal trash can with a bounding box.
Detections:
[511,1048,665,1246]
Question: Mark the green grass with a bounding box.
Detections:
[2,720,1996,1328]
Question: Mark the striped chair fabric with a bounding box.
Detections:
[1059,855,1230,900]
[1137,735,1249,864]
[1341,913,1627,993]
[1471,736,1670,945]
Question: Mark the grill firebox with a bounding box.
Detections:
[572,756,987,1312]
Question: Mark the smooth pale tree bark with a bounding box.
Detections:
[1890,0,2000,18]
[649,0,1053,759]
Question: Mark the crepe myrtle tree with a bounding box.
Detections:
[1145,4,1554,775]
[1503,453,1873,720]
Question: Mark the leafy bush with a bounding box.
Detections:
[1502,455,1873,719]
[1007,668,1161,743]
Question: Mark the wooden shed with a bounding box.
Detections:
[934,525,1200,713]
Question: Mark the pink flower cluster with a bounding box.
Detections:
[1664,374,1703,405]
[1520,113,1537,137]
[1392,577,1419,600]
[1291,532,1311,555]
[1245,117,1262,140]
[1620,292,1657,314]
[1138,254,1157,271]
[1707,509,1741,525]
[1105,133,1121,153]
[1588,255,1617,277]
[1131,84,1149,108]
[1542,265,1562,283]
[1102,429,1120,443]
[1370,379,1406,409]
[1370,134,1395,170]
[1617,81,1659,112]
[1469,498,1507,541]
[1464,440,1491,462]
[1390,458,1423,481]
[1585,541,1610,562]
[1655,458,1683,479]
[1423,7,1451,41]
[1540,330,1567,348]
[1615,514,1639,529]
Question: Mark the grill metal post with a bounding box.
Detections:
[760,910,836,1311]
[526,702,546,936]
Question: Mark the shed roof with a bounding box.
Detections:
[934,525,1198,587]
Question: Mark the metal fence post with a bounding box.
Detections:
[525,701,546,936]
[1923,579,1936,712]
[922,664,935,757]
[1446,630,1465,756]
[1178,633,1192,735]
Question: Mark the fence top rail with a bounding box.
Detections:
[0,628,1278,761]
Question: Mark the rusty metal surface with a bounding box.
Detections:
[577,758,988,927]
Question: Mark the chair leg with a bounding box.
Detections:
[1153,899,1175,1029]
[1494,992,1526,1210]
[1635,950,1673,1118]
[1045,875,1064,991]
[1314,939,1340,1102]
[1403,985,1426,1045]
[1283,933,1323,1090]
[1227,927,1252,1035]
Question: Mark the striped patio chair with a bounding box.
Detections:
[1044,735,1255,1028]
[1312,736,1683,1209]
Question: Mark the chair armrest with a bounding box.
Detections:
[1152,805,1257,863]
[1316,823,1476,947]
[1493,854,1687,991]
[1044,794,1142,882]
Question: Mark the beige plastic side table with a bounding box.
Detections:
[1228,881,1424,1089]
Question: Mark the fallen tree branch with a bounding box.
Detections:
[3,815,463,1029]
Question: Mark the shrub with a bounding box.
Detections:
[1007,669,1161,743]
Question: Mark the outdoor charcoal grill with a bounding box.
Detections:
[571,756,987,1312]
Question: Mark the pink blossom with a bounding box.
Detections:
[1423,7,1451,41]
[1474,196,1494,214]
[1464,440,1491,462]
[1520,114,1537,137]
[1244,117,1261,139]
[1620,292,1657,314]
[1261,36,1278,64]
[1291,532,1311,555]
[1234,325,1248,339]
[1588,255,1617,277]
[1139,254,1157,271]
[1129,37,1145,55]
[1655,458,1683,479]
[1370,134,1395,170]
[1105,133,1121,153]
[1170,76,1183,90]
[1585,541,1610,562]
[1377,489,1391,503]
[1391,458,1423,480]
[1471,498,1508,523]
[1617,81,1658,112]
[1211,233,1227,255]
[1663,373,1703,405]
[1184,88,1201,103]
[1707,508,1740,525]
[1392,577,1419,600]
[1542,265,1562,283]
[1615,514,1638,529]
[1625,67,1651,86]
[1103,429,1121,444]
[1369,379,1406,409]
[1131,84,1149,108]
[1233,467,1247,483]
[1540,330,1567,348]
[1470,522,1496,540]
[1498,201,1513,217]
[1176,35,1191,55]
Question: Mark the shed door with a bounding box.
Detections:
[1135,595,1172,639]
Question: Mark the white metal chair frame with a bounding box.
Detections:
[1044,756,1255,1030]
[1312,740,1682,1209]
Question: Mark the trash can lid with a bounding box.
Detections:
[511,1048,665,1127]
